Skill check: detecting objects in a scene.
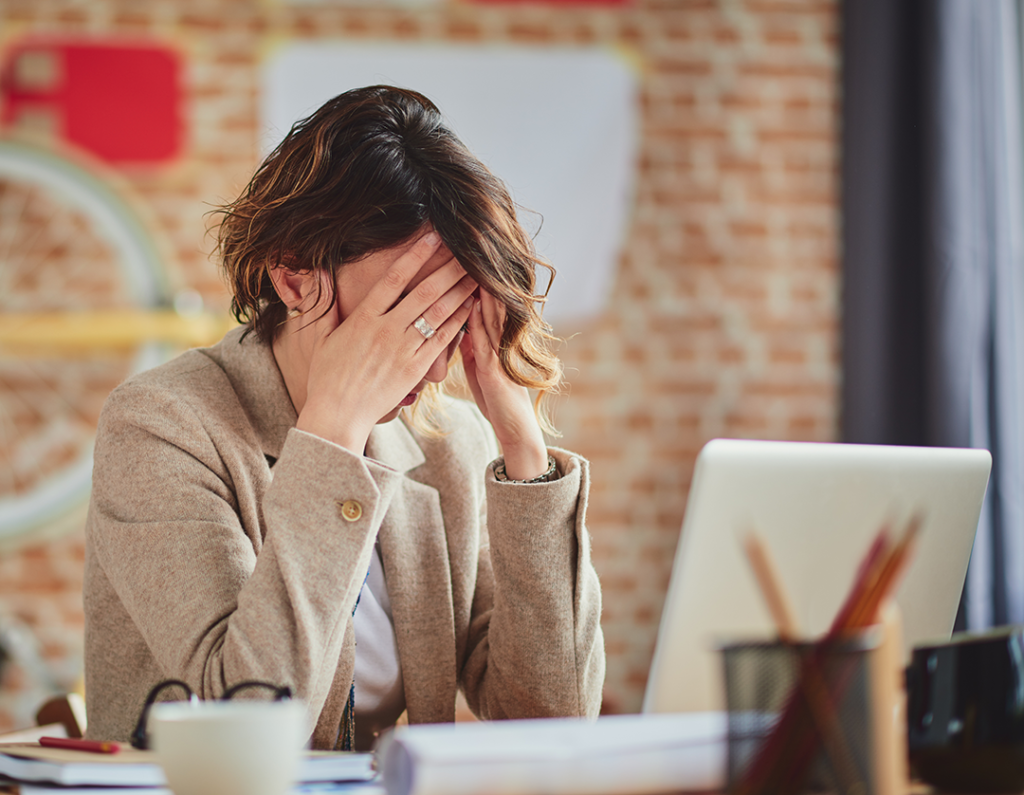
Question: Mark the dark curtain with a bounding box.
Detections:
[842,0,1024,628]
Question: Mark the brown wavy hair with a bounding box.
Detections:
[211,85,561,434]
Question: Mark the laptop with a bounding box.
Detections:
[642,438,992,715]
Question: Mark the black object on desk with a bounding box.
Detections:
[907,626,1024,792]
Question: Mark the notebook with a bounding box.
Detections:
[642,438,992,715]
[0,743,375,787]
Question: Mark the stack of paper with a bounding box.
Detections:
[378,712,727,795]
[0,742,378,795]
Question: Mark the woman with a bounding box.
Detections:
[83,86,604,751]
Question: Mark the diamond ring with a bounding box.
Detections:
[413,316,436,340]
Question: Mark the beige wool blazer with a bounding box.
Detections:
[84,327,604,748]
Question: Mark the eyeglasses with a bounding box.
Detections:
[131,679,293,750]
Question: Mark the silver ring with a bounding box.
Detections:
[413,316,436,340]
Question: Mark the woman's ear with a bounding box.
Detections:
[268,264,316,312]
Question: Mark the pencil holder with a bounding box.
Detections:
[720,631,879,795]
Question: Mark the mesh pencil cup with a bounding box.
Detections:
[720,631,881,795]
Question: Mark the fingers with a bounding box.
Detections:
[397,259,474,329]
[413,294,475,360]
[459,312,488,411]
[360,231,476,333]
[411,274,477,336]
[366,231,445,311]
[479,291,504,352]
[465,292,499,369]
[331,227,482,376]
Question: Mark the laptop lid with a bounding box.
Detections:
[642,439,992,714]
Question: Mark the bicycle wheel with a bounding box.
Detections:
[0,139,170,546]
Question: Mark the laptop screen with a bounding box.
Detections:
[642,439,991,714]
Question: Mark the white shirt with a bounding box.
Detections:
[352,543,406,750]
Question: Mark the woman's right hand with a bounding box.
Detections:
[294,232,476,453]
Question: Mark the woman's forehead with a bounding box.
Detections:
[345,236,454,294]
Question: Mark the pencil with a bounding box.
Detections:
[741,532,862,795]
[40,736,121,754]
[737,517,921,795]
[742,533,799,642]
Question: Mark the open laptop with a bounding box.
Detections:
[642,439,992,715]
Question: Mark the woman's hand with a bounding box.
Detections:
[460,291,549,481]
[295,233,477,453]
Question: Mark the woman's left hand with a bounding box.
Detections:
[461,291,550,481]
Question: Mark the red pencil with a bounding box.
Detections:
[39,736,121,754]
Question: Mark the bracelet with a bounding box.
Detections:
[494,455,558,484]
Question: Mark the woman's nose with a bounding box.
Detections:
[424,351,449,383]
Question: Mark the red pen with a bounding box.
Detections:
[39,736,121,754]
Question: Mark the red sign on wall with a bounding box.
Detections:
[0,38,183,167]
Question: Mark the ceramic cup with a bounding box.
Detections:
[150,699,307,795]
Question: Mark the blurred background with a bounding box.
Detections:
[0,0,840,729]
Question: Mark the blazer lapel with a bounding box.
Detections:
[369,421,458,725]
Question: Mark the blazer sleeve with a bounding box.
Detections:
[459,437,606,720]
[87,379,403,740]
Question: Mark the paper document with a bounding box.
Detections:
[378,712,727,795]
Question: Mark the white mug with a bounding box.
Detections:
[150,699,307,795]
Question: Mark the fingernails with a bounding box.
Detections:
[423,232,440,246]
[462,296,474,310]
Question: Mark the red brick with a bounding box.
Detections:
[342,16,373,36]
[180,12,227,31]
[112,9,153,28]
[56,8,91,24]
[391,15,423,39]
[746,0,835,13]
[654,57,714,77]
[444,18,484,41]
[714,25,742,44]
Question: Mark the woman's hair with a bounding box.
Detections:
[212,85,561,434]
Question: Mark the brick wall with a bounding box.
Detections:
[0,0,838,729]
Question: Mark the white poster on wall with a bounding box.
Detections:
[262,42,638,327]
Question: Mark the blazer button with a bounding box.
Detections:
[339,499,362,522]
